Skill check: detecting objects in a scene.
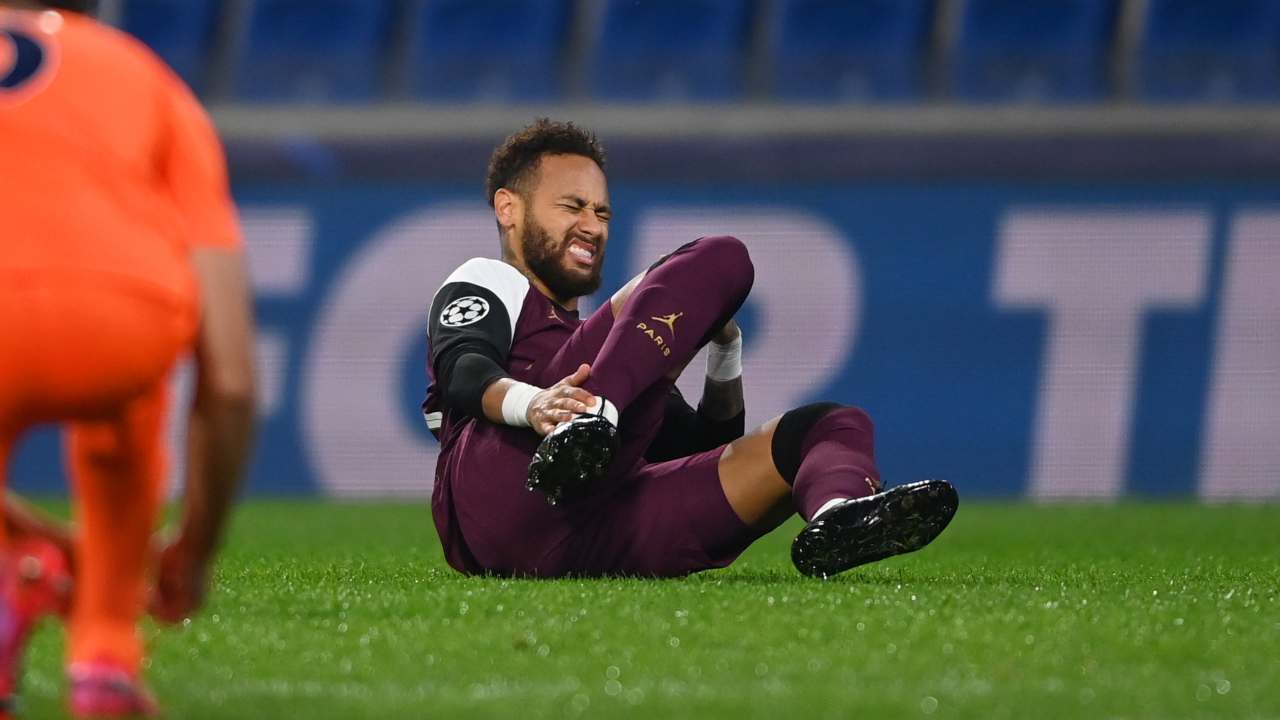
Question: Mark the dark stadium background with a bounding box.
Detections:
[11,0,1280,503]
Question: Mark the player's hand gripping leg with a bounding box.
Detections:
[525,364,598,437]
[527,365,620,506]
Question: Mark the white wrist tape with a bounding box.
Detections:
[500,381,541,427]
[706,334,743,382]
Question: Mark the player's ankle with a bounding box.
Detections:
[811,497,850,522]
[583,396,619,426]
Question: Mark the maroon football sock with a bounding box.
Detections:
[792,408,882,521]
[584,236,753,410]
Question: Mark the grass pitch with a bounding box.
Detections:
[18,502,1280,719]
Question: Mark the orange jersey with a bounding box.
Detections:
[0,7,240,305]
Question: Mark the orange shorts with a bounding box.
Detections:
[0,273,195,435]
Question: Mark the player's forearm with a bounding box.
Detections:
[699,375,744,421]
[477,364,596,436]
[180,387,255,559]
[448,350,562,429]
[701,327,744,421]
[445,352,526,427]
[480,377,518,424]
[443,350,511,421]
[183,247,255,558]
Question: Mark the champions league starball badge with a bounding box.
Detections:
[439,296,491,327]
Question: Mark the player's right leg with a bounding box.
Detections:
[536,236,745,387]
[576,235,753,408]
[64,379,168,718]
[559,403,956,579]
[529,236,753,503]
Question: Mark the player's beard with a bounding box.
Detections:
[521,209,603,302]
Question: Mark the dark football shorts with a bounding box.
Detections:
[434,428,761,578]
[431,293,764,578]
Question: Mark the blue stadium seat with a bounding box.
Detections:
[121,0,219,93]
[235,0,394,103]
[589,0,752,102]
[410,0,570,102]
[770,0,935,102]
[1139,0,1280,102]
[952,0,1119,102]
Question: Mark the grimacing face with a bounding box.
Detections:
[517,154,611,303]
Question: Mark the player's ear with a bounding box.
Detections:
[493,188,521,233]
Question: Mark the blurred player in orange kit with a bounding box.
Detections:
[0,0,256,716]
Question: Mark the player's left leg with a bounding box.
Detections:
[0,441,74,719]
[63,379,167,718]
[0,430,17,719]
[0,312,76,718]
[566,404,957,578]
[719,404,958,579]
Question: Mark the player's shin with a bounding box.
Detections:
[773,405,959,578]
[771,403,881,521]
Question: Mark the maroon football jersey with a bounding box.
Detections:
[423,258,580,451]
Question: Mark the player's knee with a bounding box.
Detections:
[695,235,754,298]
[833,405,874,435]
[770,403,874,484]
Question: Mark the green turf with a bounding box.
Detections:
[17,502,1280,719]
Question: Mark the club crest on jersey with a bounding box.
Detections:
[440,296,490,327]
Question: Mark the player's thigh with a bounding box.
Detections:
[601,240,709,320]
[571,448,766,577]
[443,421,582,577]
[539,256,694,385]
[538,300,617,385]
[538,268,649,385]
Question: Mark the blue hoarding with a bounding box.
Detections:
[11,181,1280,500]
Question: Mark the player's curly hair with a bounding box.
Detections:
[485,119,606,207]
